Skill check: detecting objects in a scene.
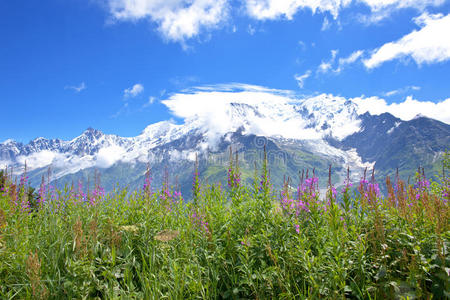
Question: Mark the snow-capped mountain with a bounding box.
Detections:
[1,92,448,195]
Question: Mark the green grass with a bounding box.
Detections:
[0,158,448,299]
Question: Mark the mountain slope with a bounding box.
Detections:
[0,94,447,197]
[336,113,450,180]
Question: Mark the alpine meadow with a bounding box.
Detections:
[1,0,449,299]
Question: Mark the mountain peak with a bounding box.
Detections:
[82,127,103,138]
[1,139,17,145]
[413,113,427,119]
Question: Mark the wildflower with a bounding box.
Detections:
[190,210,210,235]
[294,224,300,234]
[342,180,353,194]
[90,185,105,206]
[241,236,250,247]
[38,176,46,206]
[75,180,86,204]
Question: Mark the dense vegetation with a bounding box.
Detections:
[0,149,448,299]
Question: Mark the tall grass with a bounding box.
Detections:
[0,150,448,299]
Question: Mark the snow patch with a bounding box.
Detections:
[387,121,402,134]
[161,89,362,146]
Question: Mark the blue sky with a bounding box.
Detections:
[1,0,450,143]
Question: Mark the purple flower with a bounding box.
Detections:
[190,210,209,235]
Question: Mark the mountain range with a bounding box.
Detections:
[1,93,448,198]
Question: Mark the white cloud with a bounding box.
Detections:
[352,95,450,123]
[363,13,450,69]
[161,83,449,148]
[161,84,363,144]
[321,16,331,31]
[335,50,363,72]
[383,85,421,97]
[359,0,445,13]
[107,0,229,43]
[65,82,86,93]
[0,160,11,170]
[104,0,446,43]
[317,49,339,73]
[245,0,351,20]
[247,24,256,35]
[16,151,58,170]
[294,70,311,88]
[384,90,398,97]
[96,146,126,168]
[244,0,444,22]
[298,40,306,51]
[318,62,332,73]
[124,83,144,98]
[357,0,445,24]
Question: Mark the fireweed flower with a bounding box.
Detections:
[297,183,306,200]
[227,167,241,189]
[18,174,30,212]
[75,181,86,203]
[366,182,381,206]
[143,174,153,198]
[90,186,105,206]
[241,236,250,247]
[259,174,271,192]
[38,181,46,206]
[190,210,209,236]
[281,189,310,216]
[443,184,450,203]
[327,186,337,201]
[173,190,182,203]
[341,179,353,194]
[358,178,370,203]
[413,175,430,202]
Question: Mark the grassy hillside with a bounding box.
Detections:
[0,151,448,299]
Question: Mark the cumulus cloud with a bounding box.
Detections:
[352,95,450,123]
[160,83,450,148]
[294,70,311,88]
[104,0,446,44]
[359,0,445,13]
[161,84,364,143]
[107,0,229,43]
[16,151,59,170]
[357,0,445,24]
[124,83,144,98]
[65,82,86,93]
[244,0,444,21]
[245,0,351,20]
[96,146,126,168]
[363,13,450,69]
